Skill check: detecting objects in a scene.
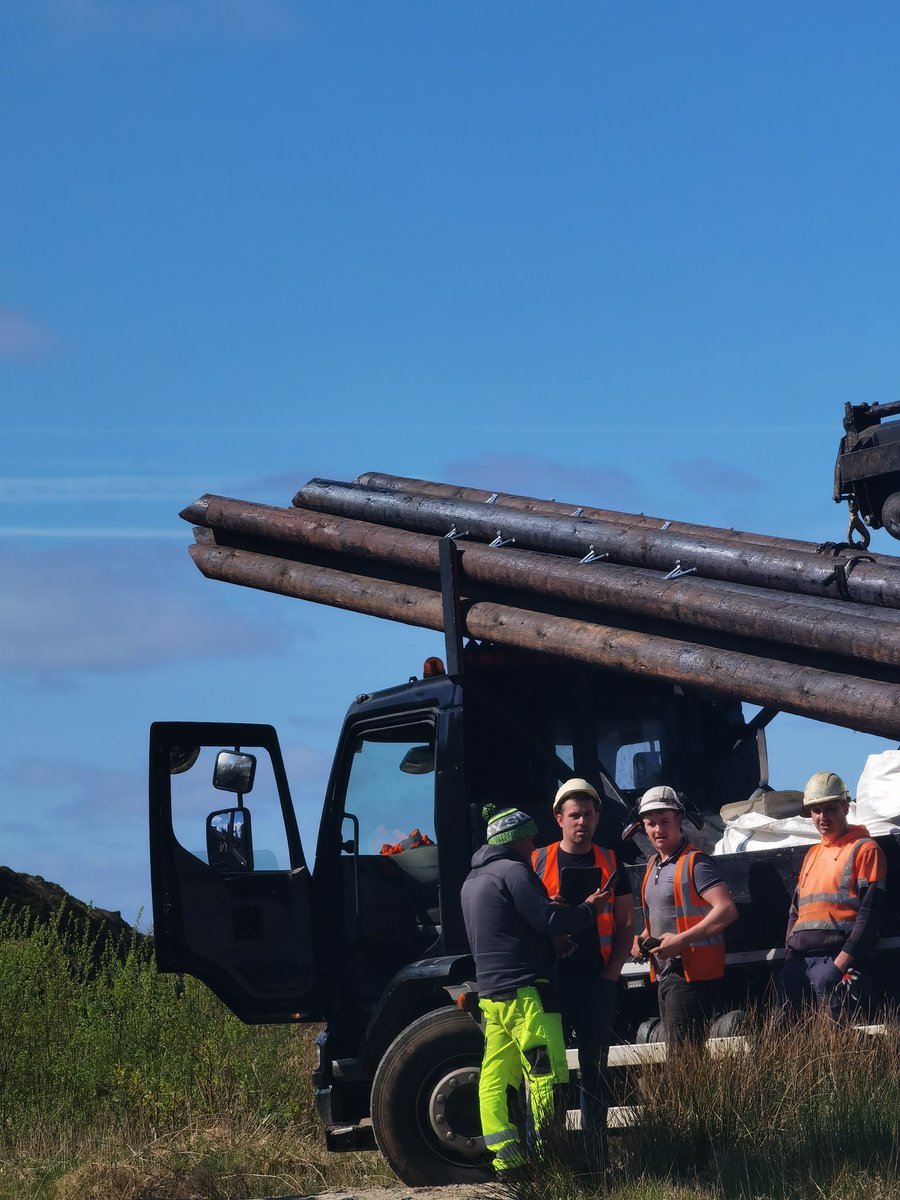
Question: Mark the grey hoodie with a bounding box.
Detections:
[460,842,598,998]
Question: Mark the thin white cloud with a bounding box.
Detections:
[0,527,185,538]
[671,457,762,498]
[0,476,237,502]
[5,754,150,914]
[441,453,644,510]
[1,542,298,674]
[47,0,303,40]
[0,307,55,361]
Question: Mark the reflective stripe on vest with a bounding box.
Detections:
[640,844,725,983]
[792,837,876,937]
[531,841,617,966]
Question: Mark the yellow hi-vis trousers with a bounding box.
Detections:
[478,985,568,1171]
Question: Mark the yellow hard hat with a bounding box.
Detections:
[802,771,851,809]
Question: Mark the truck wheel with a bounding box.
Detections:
[709,1008,746,1039]
[635,1017,663,1043]
[370,1006,493,1186]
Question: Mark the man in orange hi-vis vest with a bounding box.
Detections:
[631,785,738,1047]
[780,771,887,1019]
[532,779,633,1144]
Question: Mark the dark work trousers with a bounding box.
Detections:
[779,953,867,1020]
[656,969,719,1048]
[559,975,617,1146]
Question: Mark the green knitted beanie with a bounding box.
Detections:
[482,803,538,846]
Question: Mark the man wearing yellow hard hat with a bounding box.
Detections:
[780,771,887,1017]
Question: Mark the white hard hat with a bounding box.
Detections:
[638,785,685,817]
[553,778,601,815]
[802,771,851,809]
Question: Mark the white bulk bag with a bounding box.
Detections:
[855,750,900,836]
[713,809,819,855]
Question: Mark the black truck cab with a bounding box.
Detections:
[149,645,900,1185]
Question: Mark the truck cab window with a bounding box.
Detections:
[597,718,669,797]
[170,744,291,872]
[342,726,437,853]
[554,718,575,772]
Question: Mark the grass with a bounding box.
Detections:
[621,1008,900,1199]
[0,906,392,1200]
[500,1007,900,1200]
[2,905,899,1199]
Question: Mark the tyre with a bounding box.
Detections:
[635,1016,663,1043]
[370,1006,493,1186]
[708,1008,746,1039]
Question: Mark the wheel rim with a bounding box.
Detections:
[426,1064,485,1160]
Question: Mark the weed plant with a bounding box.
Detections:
[0,906,391,1200]
[624,1007,900,1198]
[492,1007,900,1200]
[4,905,900,1200]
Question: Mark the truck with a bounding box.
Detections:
[149,456,900,1186]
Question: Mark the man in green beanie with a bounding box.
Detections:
[461,803,612,1172]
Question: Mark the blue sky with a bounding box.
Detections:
[3,1,900,920]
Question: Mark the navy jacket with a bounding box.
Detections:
[460,842,597,998]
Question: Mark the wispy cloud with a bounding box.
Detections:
[0,527,185,538]
[441,453,644,510]
[1,542,298,676]
[6,754,150,914]
[671,457,762,498]
[0,476,235,503]
[0,307,55,362]
[45,0,303,41]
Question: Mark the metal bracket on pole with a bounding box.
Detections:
[439,535,465,677]
[443,525,469,540]
[489,532,516,548]
[579,546,609,565]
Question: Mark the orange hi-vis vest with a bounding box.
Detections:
[531,842,618,967]
[792,827,886,940]
[640,843,725,983]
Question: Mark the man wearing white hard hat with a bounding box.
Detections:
[532,778,633,1145]
[780,771,886,1018]
[632,785,737,1046]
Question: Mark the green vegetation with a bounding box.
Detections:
[2,906,899,1199]
[0,907,391,1200]
[622,1008,900,1199]
[508,1008,900,1200]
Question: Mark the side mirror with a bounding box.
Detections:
[169,746,200,775]
[207,808,254,872]
[399,745,435,775]
[214,750,257,795]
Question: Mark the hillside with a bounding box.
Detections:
[0,864,143,956]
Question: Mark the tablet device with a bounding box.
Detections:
[559,865,606,905]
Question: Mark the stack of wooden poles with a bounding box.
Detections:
[182,471,900,739]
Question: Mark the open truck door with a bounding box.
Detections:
[149,721,320,1023]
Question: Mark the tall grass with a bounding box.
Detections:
[495,1008,900,1200]
[0,906,390,1200]
[4,904,900,1200]
[623,1008,900,1199]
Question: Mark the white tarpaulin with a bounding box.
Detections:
[855,750,900,835]
[713,809,820,855]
